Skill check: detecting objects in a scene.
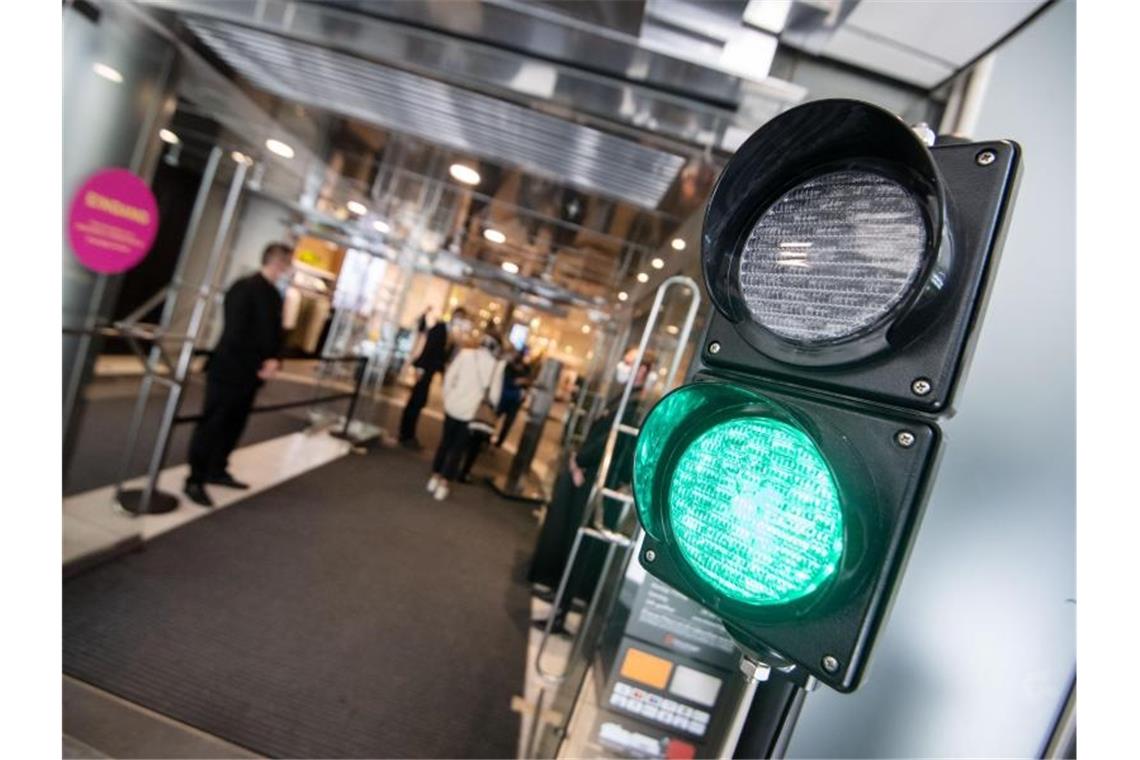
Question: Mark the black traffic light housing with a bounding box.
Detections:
[700,100,1020,414]
[632,99,1021,693]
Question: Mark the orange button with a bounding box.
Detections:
[619,647,673,690]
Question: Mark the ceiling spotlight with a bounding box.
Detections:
[159,129,179,145]
[637,272,650,283]
[92,63,123,83]
[347,201,368,215]
[372,220,390,234]
[231,150,253,166]
[484,229,507,244]
[665,325,679,335]
[502,261,519,274]
[651,257,665,270]
[618,291,629,302]
[449,163,481,186]
[671,237,687,251]
[265,138,295,159]
[582,324,591,334]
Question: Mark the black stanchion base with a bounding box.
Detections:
[329,429,383,454]
[488,475,548,506]
[116,489,180,515]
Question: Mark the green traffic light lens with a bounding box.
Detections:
[668,417,844,606]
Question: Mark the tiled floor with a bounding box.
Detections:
[63,431,352,568]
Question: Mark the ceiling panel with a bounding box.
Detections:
[844,0,1049,67]
[186,18,686,209]
[824,25,956,89]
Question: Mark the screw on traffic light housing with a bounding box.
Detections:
[632,99,1020,692]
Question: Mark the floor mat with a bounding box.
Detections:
[63,449,536,758]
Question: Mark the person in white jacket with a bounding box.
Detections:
[427,331,503,500]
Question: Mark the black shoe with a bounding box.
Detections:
[183,481,215,508]
[205,472,249,490]
[531,617,570,636]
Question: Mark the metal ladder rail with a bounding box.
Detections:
[533,275,702,683]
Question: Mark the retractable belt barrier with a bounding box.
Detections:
[63,323,368,514]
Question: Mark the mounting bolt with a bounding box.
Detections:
[645,549,657,563]
[739,657,772,683]
[896,431,916,448]
[822,655,840,673]
[911,378,932,396]
[911,122,936,147]
[708,341,721,355]
[976,150,996,166]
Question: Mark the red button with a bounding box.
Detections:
[666,738,696,759]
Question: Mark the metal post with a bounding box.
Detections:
[118,157,247,514]
[533,277,701,682]
[730,679,809,759]
[114,147,223,497]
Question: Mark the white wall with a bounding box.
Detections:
[787,2,1076,757]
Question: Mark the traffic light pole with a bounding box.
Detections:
[730,678,809,759]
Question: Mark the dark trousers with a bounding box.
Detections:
[495,397,523,446]
[399,369,437,442]
[187,380,258,483]
[461,428,492,479]
[432,414,471,481]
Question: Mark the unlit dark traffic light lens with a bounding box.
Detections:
[739,170,927,344]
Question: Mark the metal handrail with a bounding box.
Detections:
[534,275,701,683]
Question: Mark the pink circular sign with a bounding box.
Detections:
[67,168,159,274]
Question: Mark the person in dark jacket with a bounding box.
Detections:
[528,353,655,634]
[398,307,468,448]
[184,242,292,507]
[493,347,531,446]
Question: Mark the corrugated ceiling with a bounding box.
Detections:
[186,18,686,210]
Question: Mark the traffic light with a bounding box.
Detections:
[632,99,1020,692]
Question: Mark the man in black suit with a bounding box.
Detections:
[184,242,292,507]
[398,307,468,448]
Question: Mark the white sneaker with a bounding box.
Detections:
[433,482,450,501]
[427,474,441,493]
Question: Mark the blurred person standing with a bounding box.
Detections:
[184,242,293,507]
[399,307,469,448]
[493,347,532,447]
[427,331,501,501]
[529,352,655,633]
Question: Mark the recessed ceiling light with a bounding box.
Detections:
[93,63,123,83]
[347,201,368,215]
[231,150,253,166]
[449,163,481,185]
[501,261,519,274]
[582,324,591,334]
[666,325,680,335]
[159,129,179,145]
[671,237,687,251]
[372,220,390,233]
[484,229,506,244]
[637,272,649,283]
[265,138,295,158]
[651,257,665,270]
[618,291,628,302]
